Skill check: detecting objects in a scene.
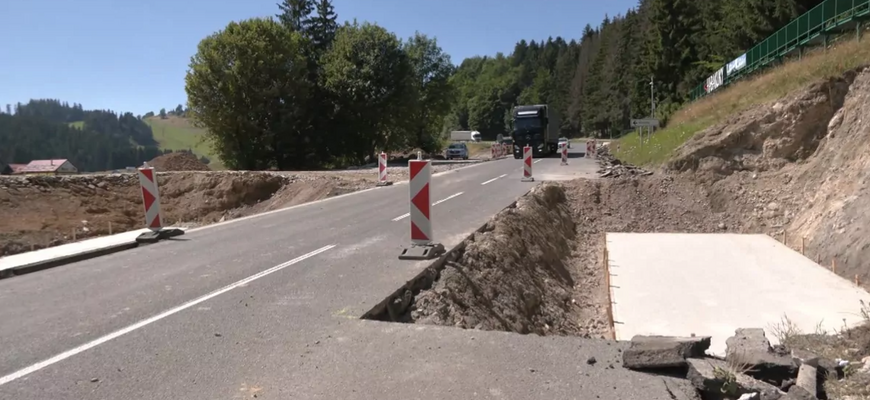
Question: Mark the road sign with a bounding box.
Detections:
[630,118,660,128]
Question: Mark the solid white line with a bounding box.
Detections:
[534,159,543,164]
[0,244,336,386]
[391,192,465,221]
[481,174,507,185]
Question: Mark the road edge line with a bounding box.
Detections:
[0,244,336,386]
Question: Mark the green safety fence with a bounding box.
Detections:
[690,0,870,101]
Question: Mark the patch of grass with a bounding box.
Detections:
[68,121,84,129]
[144,116,224,170]
[614,32,870,167]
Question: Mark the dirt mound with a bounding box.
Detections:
[663,66,870,285]
[596,145,652,178]
[149,152,211,171]
[668,68,859,177]
[0,172,370,256]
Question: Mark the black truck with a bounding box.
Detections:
[510,104,561,159]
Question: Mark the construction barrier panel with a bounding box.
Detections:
[376,152,392,186]
[561,142,568,165]
[409,160,432,245]
[397,159,445,260]
[585,140,597,159]
[522,145,534,182]
[137,167,163,231]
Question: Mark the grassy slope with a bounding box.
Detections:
[144,116,224,170]
[614,34,870,167]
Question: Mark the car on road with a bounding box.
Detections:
[445,142,469,160]
[558,137,571,149]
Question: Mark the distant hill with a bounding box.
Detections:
[1,99,165,172]
[144,115,223,170]
[2,100,224,171]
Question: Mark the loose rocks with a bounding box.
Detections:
[623,335,712,370]
[726,328,797,384]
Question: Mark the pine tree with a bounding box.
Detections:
[276,0,314,32]
[309,0,338,50]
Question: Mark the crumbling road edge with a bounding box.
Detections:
[361,189,534,322]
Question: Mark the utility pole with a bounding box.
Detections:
[649,76,655,118]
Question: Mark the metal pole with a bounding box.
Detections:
[650,76,655,118]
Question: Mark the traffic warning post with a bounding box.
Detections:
[585,140,597,158]
[560,142,568,165]
[376,152,392,186]
[398,160,445,260]
[521,145,534,182]
[135,166,184,244]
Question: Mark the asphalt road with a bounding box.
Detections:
[0,148,673,400]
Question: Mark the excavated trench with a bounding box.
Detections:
[361,183,594,336]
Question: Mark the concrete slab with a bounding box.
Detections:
[0,227,187,278]
[606,233,870,357]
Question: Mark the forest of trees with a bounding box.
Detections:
[185,0,455,170]
[2,0,821,172]
[446,0,826,139]
[0,99,165,172]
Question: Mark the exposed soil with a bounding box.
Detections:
[372,174,742,340]
[668,65,870,286]
[148,151,211,171]
[366,68,870,400]
[0,162,472,256]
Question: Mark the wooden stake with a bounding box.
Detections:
[72,228,76,241]
[832,257,837,273]
[800,237,805,255]
[30,244,34,252]
[109,221,113,235]
[783,231,787,245]
[856,274,860,286]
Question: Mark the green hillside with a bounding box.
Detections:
[144,116,224,170]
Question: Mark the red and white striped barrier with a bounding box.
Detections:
[561,142,568,165]
[138,166,163,231]
[491,145,497,159]
[376,152,391,186]
[134,165,184,244]
[585,140,597,158]
[398,160,445,260]
[521,145,534,182]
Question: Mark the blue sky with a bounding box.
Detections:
[0,0,636,116]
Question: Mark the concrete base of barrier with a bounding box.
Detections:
[521,176,535,182]
[398,243,445,261]
[376,181,393,187]
[135,228,186,244]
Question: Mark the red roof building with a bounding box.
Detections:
[20,159,78,175]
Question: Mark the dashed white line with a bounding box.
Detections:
[534,159,543,164]
[0,244,337,386]
[481,174,507,185]
[391,192,465,221]
[432,192,464,206]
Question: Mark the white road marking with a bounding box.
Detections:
[534,159,543,164]
[184,162,484,234]
[432,192,464,206]
[391,192,465,221]
[0,244,336,387]
[481,174,507,185]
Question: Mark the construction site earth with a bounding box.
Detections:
[2,70,870,399]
